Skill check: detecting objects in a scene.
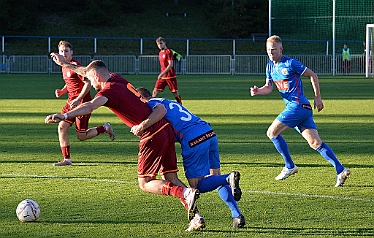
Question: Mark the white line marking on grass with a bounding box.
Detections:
[247,190,374,203]
[3,173,372,203]
[1,174,134,184]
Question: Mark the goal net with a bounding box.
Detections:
[270,0,374,55]
[365,24,374,77]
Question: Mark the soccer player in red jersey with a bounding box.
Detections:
[153,37,182,104]
[53,41,115,166]
[46,54,199,226]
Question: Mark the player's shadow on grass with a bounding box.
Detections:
[0,160,138,165]
[202,226,374,236]
[220,161,374,169]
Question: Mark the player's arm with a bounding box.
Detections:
[45,96,108,124]
[130,104,167,136]
[55,84,68,98]
[250,78,273,96]
[158,59,174,79]
[302,68,324,112]
[69,78,92,108]
[50,53,88,77]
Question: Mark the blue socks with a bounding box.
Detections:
[271,135,344,174]
[197,174,229,193]
[197,175,241,218]
[271,135,295,168]
[217,185,241,218]
[316,142,344,174]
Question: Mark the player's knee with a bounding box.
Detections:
[266,129,275,139]
[137,177,150,192]
[138,182,147,192]
[309,139,322,150]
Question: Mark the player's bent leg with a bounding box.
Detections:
[163,172,188,188]
[217,185,245,228]
[266,119,289,139]
[187,177,203,189]
[303,129,348,186]
[76,123,115,141]
[300,128,322,149]
[137,176,163,194]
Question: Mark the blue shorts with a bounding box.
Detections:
[181,136,220,179]
[277,103,317,133]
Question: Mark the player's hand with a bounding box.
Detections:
[69,98,80,108]
[50,53,66,66]
[45,114,63,124]
[55,88,67,98]
[250,85,259,96]
[130,125,144,136]
[314,97,324,112]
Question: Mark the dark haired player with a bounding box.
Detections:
[53,41,115,166]
[46,55,200,227]
[153,37,182,104]
[132,88,245,231]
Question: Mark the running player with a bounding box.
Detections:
[53,41,115,166]
[250,35,350,187]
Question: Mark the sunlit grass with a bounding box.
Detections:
[0,74,373,237]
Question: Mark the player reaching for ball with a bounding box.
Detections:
[46,54,200,231]
[132,88,245,231]
[250,35,350,187]
[52,41,115,166]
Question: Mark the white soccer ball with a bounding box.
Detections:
[16,199,40,222]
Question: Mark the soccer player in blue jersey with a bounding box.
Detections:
[131,88,245,231]
[250,35,350,187]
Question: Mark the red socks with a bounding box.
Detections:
[162,181,184,199]
[175,95,182,104]
[96,126,106,135]
[61,146,70,159]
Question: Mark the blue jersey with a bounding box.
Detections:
[147,98,219,178]
[266,56,310,105]
[147,98,211,143]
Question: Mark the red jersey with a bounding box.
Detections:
[96,73,170,134]
[96,73,178,177]
[62,59,92,103]
[158,48,176,79]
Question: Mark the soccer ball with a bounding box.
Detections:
[16,199,40,222]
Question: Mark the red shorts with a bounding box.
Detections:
[154,77,178,93]
[61,102,91,133]
[137,123,178,178]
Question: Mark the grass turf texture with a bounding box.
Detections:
[0,74,373,237]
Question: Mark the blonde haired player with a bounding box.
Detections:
[250,35,350,187]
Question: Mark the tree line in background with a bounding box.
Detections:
[0,0,267,38]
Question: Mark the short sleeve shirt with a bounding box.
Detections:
[266,56,310,105]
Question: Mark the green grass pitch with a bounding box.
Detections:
[0,73,373,237]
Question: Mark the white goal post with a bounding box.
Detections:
[365,24,374,77]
